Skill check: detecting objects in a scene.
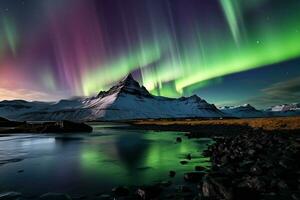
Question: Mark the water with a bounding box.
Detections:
[0,123,212,198]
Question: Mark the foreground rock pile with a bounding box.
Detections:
[202,132,300,200]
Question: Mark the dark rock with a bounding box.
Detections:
[237,176,266,192]
[112,186,130,197]
[39,193,71,200]
[201,131,299,200]
[0,117,25,128]
[136,189,146,200]
[195,166,207,171]
[1,120,93,134]
[176,137,182,143]
[184,172,205,182]
[180,160,188,165]
[277,180,288,190]
[250,165,263,176]
[160,181,172,187]
[136,185,162,200]
[248,149,255,156]
[176,185,192,193]
[204,175,232,200]
[186,153,192,160]
[39,121,93,133]
[169,170,176,177]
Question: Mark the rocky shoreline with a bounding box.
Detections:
[0,117,93,134]
[0,129,299,199]
[106,131,299,200]
[201,131,300,200]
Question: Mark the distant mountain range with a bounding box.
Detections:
[0,75,299,121]
[219,103,300,118]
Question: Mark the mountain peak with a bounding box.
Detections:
[124,73,134,81]
[118,73,139,87]
[242,104,254,108]
[97,74,151,98]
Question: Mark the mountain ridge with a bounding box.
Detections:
[0,74,225,121]
[0,75,299,121]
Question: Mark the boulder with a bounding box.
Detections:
[180,160,188,165]
[169,170,176,177]
[184,172,205,182]
[112,186,130,197]
[176,137,182,143]
[195,166,207,171]
[136,184,162,200]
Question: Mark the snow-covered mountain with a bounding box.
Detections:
[219,104,267,118]
[267,103,300,112]
[0,74,225,121]
[0,100,51,120]
[266,103,300,117]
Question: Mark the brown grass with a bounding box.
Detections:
[132,117,300,132]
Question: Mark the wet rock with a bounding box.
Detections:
[176,137,182,143]
[201,131,299,199]
[202,175,233,200]
[176,185,192,193]
[277,180,288,190]
[237,176,266,192]
[186,153,192,160]
[195,166,207,171]
[112,186,130,197]
[39,193,71,200]
[136,184,162,200]
[250,165,263,176]
[136,189,146,200]
[184,172,205,182]
[0,192,22,200]
[247,149,255,156]
[180,160,188,165]
[169,170,176,177]
[160,181,172,187]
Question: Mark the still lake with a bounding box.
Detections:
[0,123,212,198]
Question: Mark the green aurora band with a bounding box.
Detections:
[81,0,300,97]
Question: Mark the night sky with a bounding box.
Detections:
[0,0,299,108]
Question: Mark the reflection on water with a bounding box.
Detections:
[0,124,212,197]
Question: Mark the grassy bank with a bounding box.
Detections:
[130,117,300,135]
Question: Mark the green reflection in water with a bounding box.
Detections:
[80,130,212,186]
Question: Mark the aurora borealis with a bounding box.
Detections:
[0,0,300,107]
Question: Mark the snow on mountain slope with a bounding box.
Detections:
[266,103,300,117]
[0,100,51,120]
[267,103,300,112]
[219,104,267,118]
[1,74,225,121]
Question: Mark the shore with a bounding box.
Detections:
[107,123,300,199]
[0,117,299,199]
[0,117,93,134]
